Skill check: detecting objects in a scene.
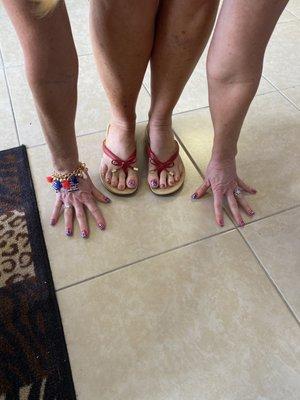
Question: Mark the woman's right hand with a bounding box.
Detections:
[50,172,111,238]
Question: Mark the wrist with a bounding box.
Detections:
[211,145,237,163]
[52,157,80,174]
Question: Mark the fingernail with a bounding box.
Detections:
[104,196,111,203]
[248,210,255,216]
[65,228,72,237]
[252,189,257,194]
[150,179,158,188]
[128,180,136,188]
[238,221,245,228]
[191,193,198,200]
[98,223,105,230]
[50,219,56,226]
[220,220,224,227]
[160,184,166,188]
[80,230,88,238]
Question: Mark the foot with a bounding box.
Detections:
[147,123,184,189]
[100,123,138,191]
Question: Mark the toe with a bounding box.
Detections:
[173,164,181,182]
[100,161,108,177]
[111,170,119,187]
[159,170,167,189]
[105,169,112,184]
[148,167,159,189]
[118,169,126,190]
[167,171,175,187]
[126,168,138,189]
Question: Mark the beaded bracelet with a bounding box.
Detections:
[46,162,88,192]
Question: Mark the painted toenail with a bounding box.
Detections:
[150,179,158,188]
[50,219,56,226]
[104,196,111,203]
[128,180,136,187]
[80,230,88,238]
[98,223,105,230]
[191,193,198,200]
[65,228,72,237]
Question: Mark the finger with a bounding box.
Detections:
[236,195,255,216]
[73,200,89,238]
[64,204,74,236]
[92,186,111,204]
[227,192,245,227]
[50,197,63,225]
[192,181,210,200]
[84,198,106,230]
[212,189,224,227]
[237,178,257,194]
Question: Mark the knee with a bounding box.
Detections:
[206,51,263,86]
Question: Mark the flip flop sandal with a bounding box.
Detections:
[145,127,185,196]
[100,125,139,195]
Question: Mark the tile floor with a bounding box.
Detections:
[0,1,300,399]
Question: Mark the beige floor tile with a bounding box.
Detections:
[0,0,91,67]
[0,69,18,150]
[263,21,300,90]
[278,9,299,22]
[27,124,233,289]
[57,230,300,400]
[242,207,300,320]
[286,0,300,17]
[173,92,300,223]
[282,86,300,109]
[5,55,150,146]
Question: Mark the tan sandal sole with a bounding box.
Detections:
[100,173,138,196]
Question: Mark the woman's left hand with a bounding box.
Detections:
[192,157,257,227]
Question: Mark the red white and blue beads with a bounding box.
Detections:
[46,162,87,192]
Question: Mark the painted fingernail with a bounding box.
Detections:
[80,230,88,238]
[238,221,245,228]
[65,228,72,237]
[128,180,136,188]
[98,223,105,231]
[50,219,56,226]
[248,209,255,216]
[150,179,158,188]
[104,196,111,203]
[220,220,224,227]
[191,193,198,200]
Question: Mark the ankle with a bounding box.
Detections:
[148,115,172,129]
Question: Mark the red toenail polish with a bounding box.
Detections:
[80,230,88,238]
[98,223,105,230]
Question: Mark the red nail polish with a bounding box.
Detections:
[80,230,88,238]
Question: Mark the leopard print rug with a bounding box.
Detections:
[0,146,76,399]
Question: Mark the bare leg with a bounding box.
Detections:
[148,0,219,189]
[3,0,109,237]
[89,0,159,191]
[194,0,288,226]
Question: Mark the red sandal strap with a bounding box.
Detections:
[102,140,137,173]
[147,141,179,174]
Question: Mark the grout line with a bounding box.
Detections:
[285,8,300,19]
[0,49,20,145]
[56,227,236,292]
[236,227,300,326]
[262,74,300,111]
